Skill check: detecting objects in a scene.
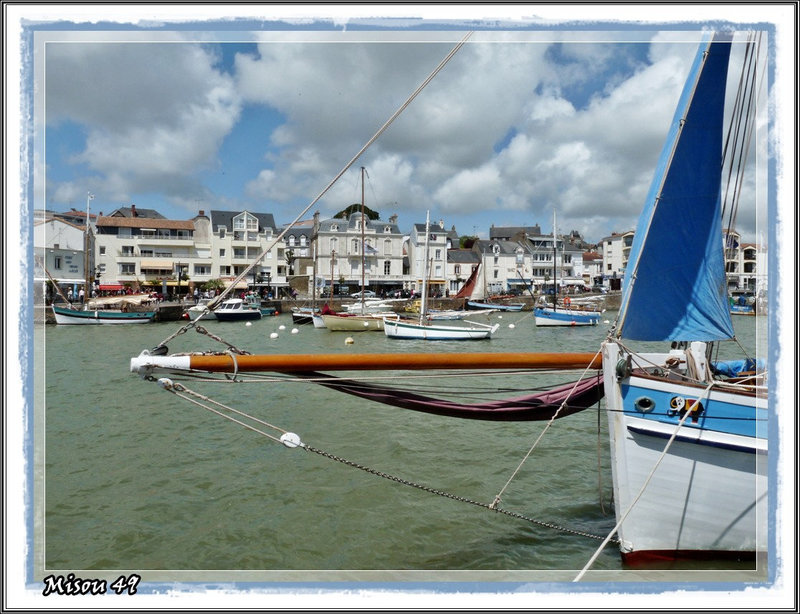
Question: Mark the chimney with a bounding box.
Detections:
[131,204,137,217]
[199,210,205,216]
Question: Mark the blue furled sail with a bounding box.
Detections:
[617,33,735,342]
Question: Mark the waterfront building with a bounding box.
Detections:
[406,218,450,296]
[207,209,287,296]
[472,239,531,296]
[94,206,197,295]
[313,212,405,297]
[446,249,480,296]
[33,216,89,303]
[599,230,634,290]
[724,229,767,294]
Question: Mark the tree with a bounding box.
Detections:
[460,236,478,249]
[333,204,380,220]
[202,278,226,292]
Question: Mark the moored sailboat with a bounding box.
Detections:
[534,211,600,327]
[384,212,500,340]
[594,32,767,567]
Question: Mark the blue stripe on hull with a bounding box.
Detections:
[534,307,599,326]
[620,381,764,439]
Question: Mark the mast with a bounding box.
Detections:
[419,211,431,325]
[329,250,335,302]
[312,211,319,308]
[552,210,557,311]
[360,166,366,314]
[84,191,94,306]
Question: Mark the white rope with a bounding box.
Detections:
[573,378,717,582]
[490,348,603,509]
[193,34,473,309]
[163,380,291,445]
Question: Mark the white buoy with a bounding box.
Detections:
[246,321,252,327]
[279,324,286,330]
[270,332,279,339]
[508,323,515,329]
[157,378,174,390]
[498,315,503,319]
[604,320,610,324]
[345,336,354,345]
[291,328,299,334]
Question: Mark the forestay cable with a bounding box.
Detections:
[153,31,474,349]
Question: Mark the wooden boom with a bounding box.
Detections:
[131,351,602,374]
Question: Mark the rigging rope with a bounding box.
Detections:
[489,347,603,508]
[149,374,615,545]
[573,378,718,581]
[152,31,474,350]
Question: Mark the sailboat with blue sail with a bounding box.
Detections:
[599,32,767,565]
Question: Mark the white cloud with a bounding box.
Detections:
[46,41,242,208]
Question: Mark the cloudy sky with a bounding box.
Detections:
[30,8,781,246]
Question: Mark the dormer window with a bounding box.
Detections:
[331,224,339,232]
[233,212,259,232]
[217,226,226,238]
[384,226,391,233]
[288,235,296,247]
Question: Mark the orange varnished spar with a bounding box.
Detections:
[187,352,602,373]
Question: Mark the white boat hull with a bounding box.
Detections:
[383,317,499,340]
[320,313,385,331]
[602,342,767,564]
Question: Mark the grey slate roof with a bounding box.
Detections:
[489,225,542,240]
[318,213,401,234]
[209,210,277,232]
[109,206,166,219]
[447,249,480,264]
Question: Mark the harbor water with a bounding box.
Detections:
[32,308,768,586]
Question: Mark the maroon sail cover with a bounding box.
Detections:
[297,372,603,421]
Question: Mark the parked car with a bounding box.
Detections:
[350,290,376,299]
[591,284,608,294]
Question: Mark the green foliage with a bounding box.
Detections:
[333,204,381,220]
[460,236,478,249]
[202,278,226,291]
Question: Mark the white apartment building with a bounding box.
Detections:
[407,218,449,296]
[207,210,287,293]
[33,217,90,302]
[724,230,767,294]
[599,230,634,289]
[313,213,405,297]
[93,207,288,296]
[473,239,531,295]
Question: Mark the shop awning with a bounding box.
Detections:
[224,280,248,289]
[140,259,175,269]
[99,284,125,291]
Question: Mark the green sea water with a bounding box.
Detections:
[31,309,768,589]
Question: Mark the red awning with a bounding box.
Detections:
[99,284,124,291]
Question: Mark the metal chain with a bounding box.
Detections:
[143,374,616,545]
[192,325,251,355]
[303,444,616,544]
